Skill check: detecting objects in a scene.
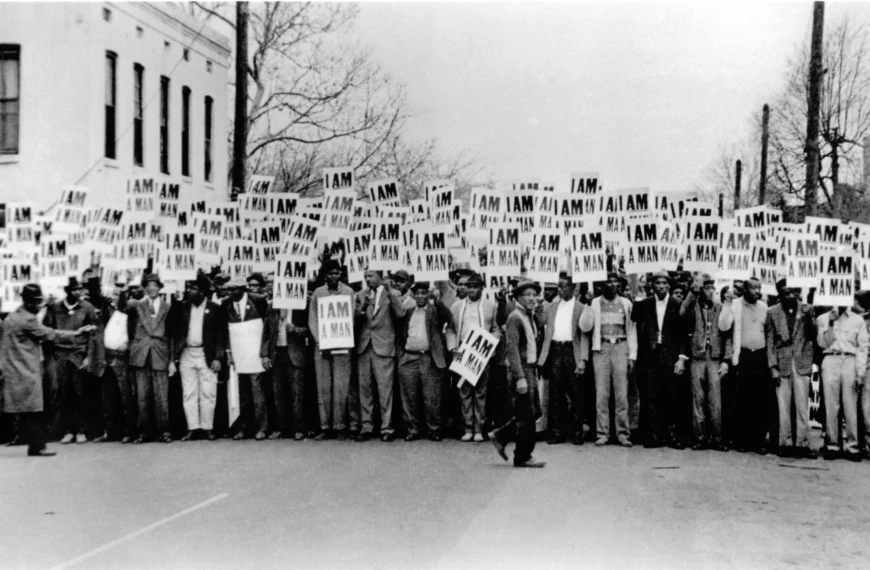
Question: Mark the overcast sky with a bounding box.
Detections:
[354,2,869,193]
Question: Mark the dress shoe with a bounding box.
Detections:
[355,433,371,443]
[404,433,419,442]
[473,433,484,443]
[76,433,88,444]
[133,437,146,444]
[381,433,395,442]
[27,449,57,457]
[460,433,473,442]
[293,432,305,441]
[547,437,566,445]
[669,440,686,450]
[336,432,348,441]
[753,446,768,456]
[618,438,633,448]
[314,431,331,441]
[776,446,793,458]
[515,459,546,468]
[822,448,839,460]
[268,431,283,440]
[93,433,110,443]
[594,437,608,446]
[181,431,196,442]
[572,437,584,446]
[489,432,508,462]
[121,436,132,444]
[159,433,172,443]
[254,431,267,441]
[60,433,74,444]
[429,434,442,442]
[206,431,217,441]
[232,432,245,441]
[844,452,863,462]
[6,436,24,446]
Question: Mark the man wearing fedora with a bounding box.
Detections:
[490,279,545,468]
[173,274,225,442]
[1,284,96,456]
[126,273,175,443]
[42,276,99,443]
[309,260,358,440]
[446,272,500,442]
[222,277,272,440]
[396,281,453,441]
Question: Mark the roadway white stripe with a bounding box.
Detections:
[49,492,229,570]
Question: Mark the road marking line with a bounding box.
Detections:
[50,493,229,570]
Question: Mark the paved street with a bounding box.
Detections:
[2,436,869,570]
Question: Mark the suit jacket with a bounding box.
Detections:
[396,299,453,369]
[445,298,501,352]
[766,303,815,377]
[266,308,309,367]
[355,286,407,357]
[505,306,536,383]
[41,299,97,362]
[538,297,588,366]
[631,295,688,364]
[308,283,356,348]
[173,300,226,365]
[126,297,173,370]
[680,291,731,361]
[221,293,271,359]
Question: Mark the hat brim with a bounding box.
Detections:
[514,282,542,296]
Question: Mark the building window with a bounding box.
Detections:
[133,63,144,166]
[0,45,20,155]
[204,96,213,182]
[159,75,169,174]
[103,8,111,22]
[206,60,212,73]
[105,51,117,159]
[181,86,190,177]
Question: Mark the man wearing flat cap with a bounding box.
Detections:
[126,273,175,443]
[221,276,272,440]
[1,284,96,456]
[490,279,545,467]
[309,259,358,439]
[396,281,453,441]
[42,276,98,443]
[390,269,414,309]
[446,272,500,442]
[632,271,689,449]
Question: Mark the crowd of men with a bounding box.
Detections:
[2,259,870,467]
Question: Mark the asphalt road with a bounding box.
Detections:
[2,437,869,570]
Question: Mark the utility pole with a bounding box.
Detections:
[231,1,249,202]
[718,192,724,217]
[734,160,742,210]
[804,1,824,218]
[760,104,770,205]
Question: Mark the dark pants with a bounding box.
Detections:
[46,352,93,437]
[237,372,268,435]
[102,350,137,439]
[486,363,511,433]
[547,342,582,440]
[442,362,464,437]
[736,348,772,450]
[134,366,170,438]
[19,412,46,453]
[640,345,679,445]
[399,351,442,436]
[493,364,542,465]
[272,348,305,435]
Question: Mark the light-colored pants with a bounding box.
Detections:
[358,347,396,435]
[592,340,629,441]
[180,347,218,431]
[777,361,810,449]
[821,354,859,454]
[863,371,870,450]
[690,353,722,444]
[314,348,353,432]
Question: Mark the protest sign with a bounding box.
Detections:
[87,207,125,254]
[409,199,429,222]
[734,205,781,241]
[53,186,89,232]
[351,202,374,232]
[430,186,455,226]
[682,217,720,274]
[749,240,779,296]
[247,174,275,195]
[162,229,196,281]
[423,180,450,202]
[655,190,698,220]
[344,228,373,283]
[780,234,821,288]
[855,233,870,288]
[5,202,36,253]
[553,193,595,236]
[321,189,356,240]
[536,192,556,232]
[624,218,662,274]
[377,205,409,225]
[366,178,401,209]
[269,192,298,218]
[239,193,271,226]
[0,259,32,312]
[805,216,845,251]
[505,189,536,234]
[317,295,355,350]
[126,176,158,221]
[570,173,600,195]
[39,235,69,292]
[449,325,500,387]
[569,227,610,282]
[155,180,183,220]
[487,222,522,285]
[371,220,402,271]
[228,319,266,374]
[526,229,562,283]
[323,167,354,191]
[194,213,223,268]
[716,223,753,280]
[816,253,855,307]
[279,216,319,260]
[273,255,308,310]
[413,226,450,282]
[66,231,89,276]
[469,188,505,241]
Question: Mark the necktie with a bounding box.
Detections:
[151,300,157,316]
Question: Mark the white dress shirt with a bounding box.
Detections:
[149,296,161,317]
[372,285,385,313]
[235,293,248,320]
[655,294,669,344]
[187,302,205,347]
[552,297,576,342]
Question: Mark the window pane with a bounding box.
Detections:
[0,58,19,99]
[1,101,19,153]
[105,54,115,105]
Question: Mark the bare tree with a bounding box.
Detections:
[693,135,762,216]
